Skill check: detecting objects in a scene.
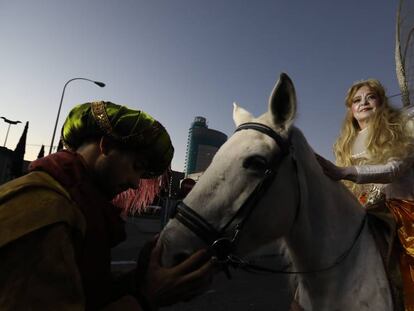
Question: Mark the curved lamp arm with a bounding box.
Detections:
[48,78,105,154]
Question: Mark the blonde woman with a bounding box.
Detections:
[317,79,414,310]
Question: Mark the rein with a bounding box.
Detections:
[172,122,366,278]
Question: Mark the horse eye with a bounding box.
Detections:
[243,156,268,171]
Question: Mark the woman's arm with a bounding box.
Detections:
[315,154,413,184]
[353,159,412,183]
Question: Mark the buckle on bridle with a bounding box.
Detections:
[209,225,245,279]
[211,237,234,261]
[209,237,233,279]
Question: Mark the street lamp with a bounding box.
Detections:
[49,77,106,154]
[1,117,22,147]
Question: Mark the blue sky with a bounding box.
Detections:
[0,0,400,171]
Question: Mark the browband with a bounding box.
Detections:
[234,122,290,155]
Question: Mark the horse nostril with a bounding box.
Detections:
[173,252,190,265]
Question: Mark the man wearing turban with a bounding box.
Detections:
[0,101,214,310]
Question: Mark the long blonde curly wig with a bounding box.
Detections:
[334,79,414,193]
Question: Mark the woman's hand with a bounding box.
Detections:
[135,236,216,310]
[315,153,357,182]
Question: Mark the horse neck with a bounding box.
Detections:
[286,128,366,267]
[284,129,391,310]
[287,157,365,271]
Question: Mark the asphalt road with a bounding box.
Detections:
[162,265,293,311]
[111,216,293,311]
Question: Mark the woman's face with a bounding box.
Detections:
[350,85,381,130]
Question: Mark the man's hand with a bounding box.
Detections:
[136,236,215,310]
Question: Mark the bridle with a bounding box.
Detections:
[172,122,366,278]
[172,121,292,277]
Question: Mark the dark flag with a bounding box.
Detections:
[11,121,28,178]
[37,144,45,159]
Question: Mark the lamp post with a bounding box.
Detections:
[49,78,106,155]
[1,117,22,147]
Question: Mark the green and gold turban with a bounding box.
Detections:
[61,101,174,178]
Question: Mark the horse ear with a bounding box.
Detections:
[233,102,254,126]
[268,73,297,130]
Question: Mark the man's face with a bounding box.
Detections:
[93,147,146,199]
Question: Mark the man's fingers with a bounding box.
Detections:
[137,234,160,271]
[148,239,163,268]
[159,261,213,306]
[173,249,210,275]
[150,251,216,308]
[175,259,214,288]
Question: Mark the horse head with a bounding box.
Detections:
[160,73,300,267]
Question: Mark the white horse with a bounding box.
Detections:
[159,73,393,310]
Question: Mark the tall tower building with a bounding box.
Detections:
[184,116,227,176]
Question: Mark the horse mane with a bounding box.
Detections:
[289,125,362,210]
[287,126,365,265]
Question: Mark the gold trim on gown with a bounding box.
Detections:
[387,199,414,311]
